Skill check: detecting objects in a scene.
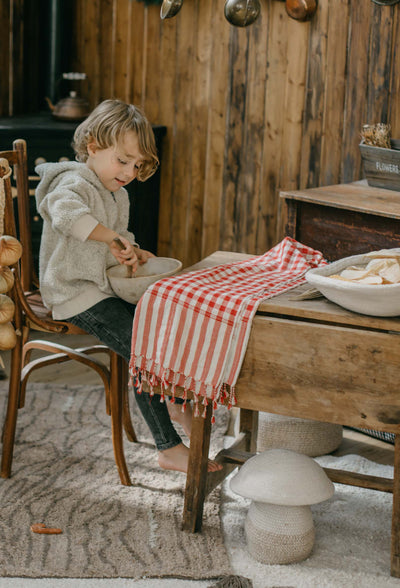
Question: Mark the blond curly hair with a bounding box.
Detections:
[72,99,159,182]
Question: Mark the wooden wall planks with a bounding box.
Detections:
[0,0,11,117]
[390,13,400,137]
[3,0,400,266]
[319,0,349,187]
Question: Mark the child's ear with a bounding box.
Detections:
[87,140,98,157]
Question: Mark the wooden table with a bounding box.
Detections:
[180,251,400,578]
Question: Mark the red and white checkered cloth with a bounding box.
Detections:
[129,237,326,414]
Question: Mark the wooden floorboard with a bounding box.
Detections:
[0,332,395,467]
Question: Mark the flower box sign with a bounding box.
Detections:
[359,142,400,192]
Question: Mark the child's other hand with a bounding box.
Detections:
[110,237,138,272]
[136,248,155,265]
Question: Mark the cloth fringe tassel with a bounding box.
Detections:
[129,365,235,424]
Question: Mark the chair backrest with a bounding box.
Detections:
[0,139,35,292]
[0,139,81,334]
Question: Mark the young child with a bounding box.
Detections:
[35,99,221,474]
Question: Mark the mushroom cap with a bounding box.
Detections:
[230,448,334,506]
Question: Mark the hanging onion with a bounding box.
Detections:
[0,267,14,293]
[0,235,23,266]
[0,322,17,350]
[0,294,14,323]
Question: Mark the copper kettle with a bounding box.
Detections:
[45,91,91,122]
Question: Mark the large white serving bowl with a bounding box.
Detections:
[305,251,400,317]
[107,257,182,304]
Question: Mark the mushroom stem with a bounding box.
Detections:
[245,501,315,564]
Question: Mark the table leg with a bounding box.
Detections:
[239,408,258,452]
[182,403,212,532]
[391,434,400,577]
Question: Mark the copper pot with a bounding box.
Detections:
[285,0,317,21]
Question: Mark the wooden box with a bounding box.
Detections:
[359,142,400,192]
[280,182,400,262]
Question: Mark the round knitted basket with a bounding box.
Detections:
[245,501,315,564]
[257,412,343,457]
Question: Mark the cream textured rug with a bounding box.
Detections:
[1,381,399,587]
[0,383,231,580]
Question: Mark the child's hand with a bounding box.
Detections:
[110,237,138,272]
[136,248,155,265]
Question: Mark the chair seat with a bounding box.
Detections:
[25,290,88,335]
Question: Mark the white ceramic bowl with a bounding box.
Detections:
[305,252,400,317]
[107,257,182,304]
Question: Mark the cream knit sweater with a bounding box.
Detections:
[35,161,136,320]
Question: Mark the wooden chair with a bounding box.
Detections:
[0,138,136,486]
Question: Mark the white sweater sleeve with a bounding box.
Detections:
[70,214,99,241]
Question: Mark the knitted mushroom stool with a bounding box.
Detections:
[257,412,343,457]
[230,449,334,564]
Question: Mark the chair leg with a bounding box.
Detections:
[1,330,23,478]
[121,362,138,443]
[109,352,132,486]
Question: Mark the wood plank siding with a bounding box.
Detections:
[2,0,400,266]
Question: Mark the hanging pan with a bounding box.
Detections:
[160,0,183,19]
[371,0,400,5]
[224,0,261,27]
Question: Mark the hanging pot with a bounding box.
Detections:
[160,0,183,19]
[371,0,400,5]
[285,0,317,21]
[224,0,261,27]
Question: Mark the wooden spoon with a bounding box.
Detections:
[113,238,133,278]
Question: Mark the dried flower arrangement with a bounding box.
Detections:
[360,123,391,149]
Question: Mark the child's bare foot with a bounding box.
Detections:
[167,401,193,437]
[158,443,223,474]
